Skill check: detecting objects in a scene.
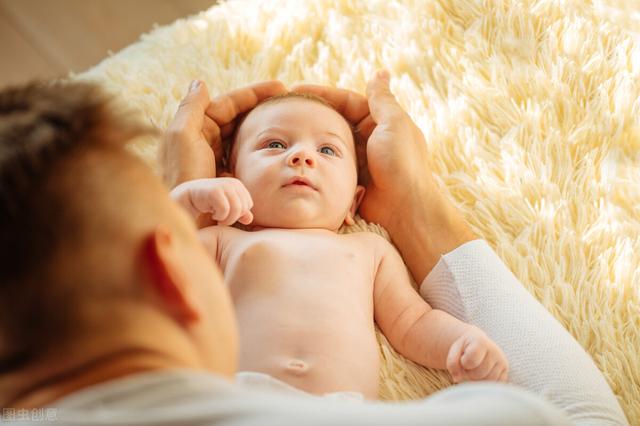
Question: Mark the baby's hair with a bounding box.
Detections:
[222,92,359,173]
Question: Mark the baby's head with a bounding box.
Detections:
[222,93,365,231]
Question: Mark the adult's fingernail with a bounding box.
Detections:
[189,79,201,92]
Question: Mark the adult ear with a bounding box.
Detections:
[344,185,366,226]
[143,225,201,324]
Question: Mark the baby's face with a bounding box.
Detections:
[229,97,364,231]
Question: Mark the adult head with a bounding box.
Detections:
[0,81,237,408]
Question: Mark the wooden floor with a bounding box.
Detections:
[0,0,216,89]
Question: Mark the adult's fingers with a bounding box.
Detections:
[201,114,221,149]
[205,80,288,125]
[206,81,287,172]
[356,114,376,138]
[365,70,405,124]
[292,83,376,164]
[220,122,236,139]
[291,84,370,125]
[170,80,211,135]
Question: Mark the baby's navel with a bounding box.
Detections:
[285,358,310,375]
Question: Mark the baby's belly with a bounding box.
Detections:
[235,299,381,399]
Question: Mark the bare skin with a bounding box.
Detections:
[171,95,509,399]
[291,75,478,281]
[203,227,383,398]
[1,72,494,409]
[1,81,289,410]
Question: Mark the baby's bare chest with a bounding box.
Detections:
[218,229,379,301]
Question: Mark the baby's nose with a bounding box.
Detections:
[287,150,315,167]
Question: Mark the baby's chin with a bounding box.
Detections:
[233,215,342,232]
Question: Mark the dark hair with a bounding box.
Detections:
[222,92,363,179]
[0,81,152,372]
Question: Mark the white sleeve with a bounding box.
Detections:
[51,370,572,426]
[419,239,628,426]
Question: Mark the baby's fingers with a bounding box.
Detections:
[237,211,254,225]
[446,337,466,383]
[236,181,254,212]
[217,190,243,226]
[233,183,253,225]
[460,340,488,371]
[465,357,496,381]
[483,361,508,383]
[210,191,231,221]
[235,181,253,225]
[498,368,509,383]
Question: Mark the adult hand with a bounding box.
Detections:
[292,71,431,229]
[160,79,287,189]
[294,71,476,282]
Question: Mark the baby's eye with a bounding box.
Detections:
[267,141,286,149]
[319,146,336,156]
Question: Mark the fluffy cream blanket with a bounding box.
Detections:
[77,0,639,422]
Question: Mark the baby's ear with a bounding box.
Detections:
[345,185,366,226]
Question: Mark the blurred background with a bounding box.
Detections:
[0,0,216,88]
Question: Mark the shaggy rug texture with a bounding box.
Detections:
[77,0,639,422]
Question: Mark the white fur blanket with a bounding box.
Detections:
[76,0,640,422]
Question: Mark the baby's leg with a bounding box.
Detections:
[419,240,628,426]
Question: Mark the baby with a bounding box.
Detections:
[170,93,509,399]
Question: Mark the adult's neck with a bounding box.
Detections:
[0,306,226,408]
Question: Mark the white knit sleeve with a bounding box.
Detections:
[419,239,628,426]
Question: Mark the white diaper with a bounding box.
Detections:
[235,371,365,403]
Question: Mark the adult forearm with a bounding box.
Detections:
[389,189,477,284]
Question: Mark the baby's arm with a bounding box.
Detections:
[372,235,508,383]
[170,177,253,229]
[420,240,629,424]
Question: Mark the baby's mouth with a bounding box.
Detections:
[283,176,318,191]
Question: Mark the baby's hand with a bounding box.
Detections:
[171,178,253,226]
[446,325,509,383]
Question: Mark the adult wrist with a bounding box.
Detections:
[387,189,477,283]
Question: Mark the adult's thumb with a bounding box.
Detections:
[180,79,210,111]
[365,70,402,124]
[170,79,210,130]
